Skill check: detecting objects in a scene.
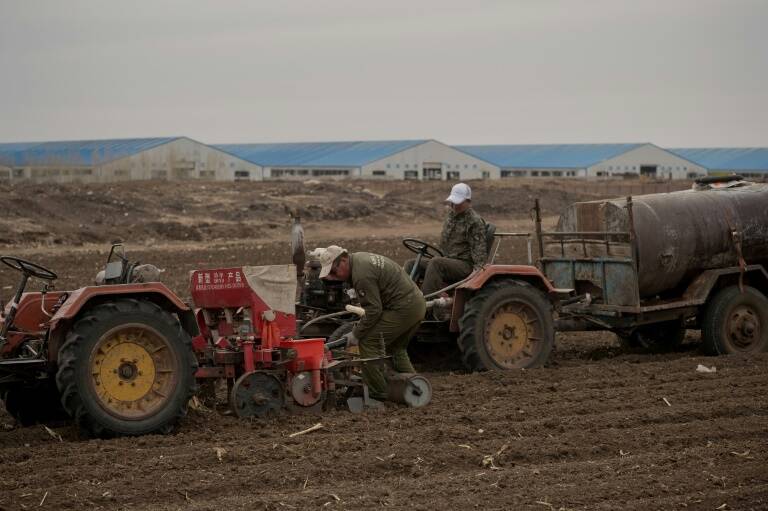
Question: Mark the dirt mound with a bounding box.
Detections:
[0,179,597,248]
[374,179,593,218]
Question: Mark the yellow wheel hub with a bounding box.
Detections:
[98,342,155,401]
[90,325,176,420]
[484,302,542,369]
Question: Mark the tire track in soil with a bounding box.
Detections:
[2,353,766,510]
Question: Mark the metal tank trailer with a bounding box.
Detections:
[545,175,768,353]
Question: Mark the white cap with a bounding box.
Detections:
[446,182,471,204]
[317,245,348,278]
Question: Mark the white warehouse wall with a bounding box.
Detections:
[97,138,262,182]
[500,167,585,178]
[588,144,706,179]
[263,166,358,179]
[361,141,500,180]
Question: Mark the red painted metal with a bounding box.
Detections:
[0,291,67,356]
[189,265,332,413]
[190,267,296,337]
[50,283,190,324]
[195,366,225,378]
[281,338,325,399]
[242,339,255,372]
[459,265,556,292]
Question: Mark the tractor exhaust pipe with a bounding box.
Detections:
[290,214,305,277]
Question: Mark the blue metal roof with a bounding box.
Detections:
[668,148,768,172]
[454,144,645,169]
[0,137,179,167]
[215,140,429,167]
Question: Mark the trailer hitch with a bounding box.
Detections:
[559,293,592,307]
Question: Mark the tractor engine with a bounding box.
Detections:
[298,261,352,312]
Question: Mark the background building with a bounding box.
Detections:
[0,137,261,183]
[215,140,499,180]
[668,148,768,179]
[2,137,763,183]
[456,143,707,179]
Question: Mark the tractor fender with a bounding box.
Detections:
[449,265,558,332]
[48,283,199,359]
[458,265,556,293]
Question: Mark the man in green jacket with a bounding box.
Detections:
[406,182,487,295]
[319,245,426,400]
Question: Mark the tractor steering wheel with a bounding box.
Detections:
[0,256,58,281]
[402,238,444,260]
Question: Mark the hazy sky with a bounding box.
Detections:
[0,0,766,146]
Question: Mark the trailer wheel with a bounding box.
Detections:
[702,285,768,355]
[55,299,197,437]
[458,280,554,371]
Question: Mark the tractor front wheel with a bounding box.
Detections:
[55,299,197,437]
[458,280,554,371]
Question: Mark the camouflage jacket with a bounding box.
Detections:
[440,208,487,269]
[348,252,424,340]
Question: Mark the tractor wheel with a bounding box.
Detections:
[55,299,197,437]
[2,381,68,426]
[702,285,768,355]
[617,320,686,351]
[458,280,554,371]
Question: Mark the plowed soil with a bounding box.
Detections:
[1,179,766,510]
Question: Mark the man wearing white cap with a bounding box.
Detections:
[318,246,426,400]
[406,182,487,295]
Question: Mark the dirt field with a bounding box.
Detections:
[1,179,766,510]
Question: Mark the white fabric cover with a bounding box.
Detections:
[242,264,296,315]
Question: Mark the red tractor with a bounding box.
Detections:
[1,247,430,436]
[0,250,198,436]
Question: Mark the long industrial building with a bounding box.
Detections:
[215,140,499,180]
[0,137,260,183]
[456,143,707,179]
[668,148,768,179]
[0,137,765,183]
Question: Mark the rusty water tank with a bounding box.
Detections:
[554,180,768,297]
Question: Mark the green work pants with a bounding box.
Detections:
[358,297,426,400]
[417,257,473,296]
[404,258,428,281]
